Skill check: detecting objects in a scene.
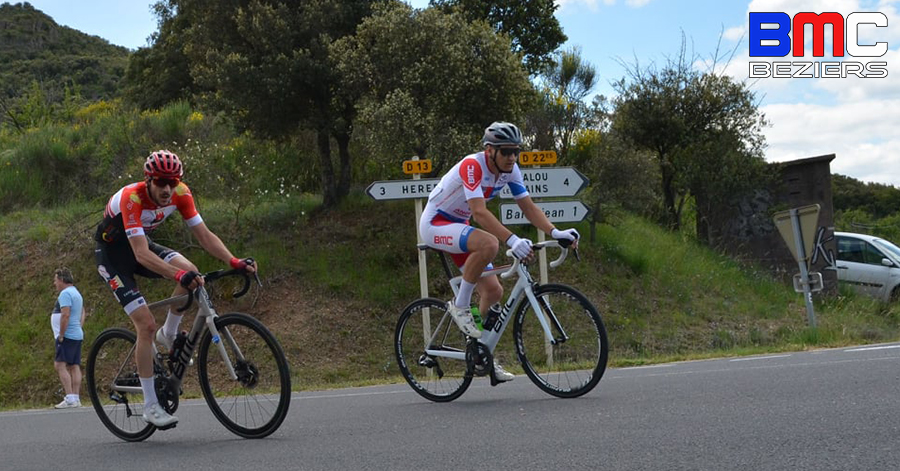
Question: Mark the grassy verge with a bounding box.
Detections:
[1,194,898,410]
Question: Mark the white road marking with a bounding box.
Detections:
[729,355,792,362]
[845,345,900,352]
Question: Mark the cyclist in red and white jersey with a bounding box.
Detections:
[420,122,580,381]
[94,150,256,428]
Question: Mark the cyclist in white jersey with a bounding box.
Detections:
[419,122,580,381]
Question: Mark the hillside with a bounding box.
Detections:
[0,2,129,100]
[1,195,898,410]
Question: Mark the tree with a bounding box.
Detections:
[331,2,534,172]
[121,2,198,110]
[613,42,769,242]
[142,0,379,207]
[525,46,598,159]
[429,0,566,74]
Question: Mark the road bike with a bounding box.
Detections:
[395,240,608,402]
[85,266,291,441]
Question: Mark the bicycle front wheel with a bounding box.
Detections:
[513,284,608,398]
[395,298,472,402]
[197,313,291,439]
[86,328,155,442]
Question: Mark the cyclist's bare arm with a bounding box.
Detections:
[189,222,257,273]
[129,235,184,280]
[469,196,515,242]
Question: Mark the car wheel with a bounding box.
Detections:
[892,286,900,303]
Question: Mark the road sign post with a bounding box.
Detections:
[773,204,821,327]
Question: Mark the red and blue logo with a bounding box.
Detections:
[748,12,888,78]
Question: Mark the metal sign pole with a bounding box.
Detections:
[790,208,817,327]
[410,157,432,366]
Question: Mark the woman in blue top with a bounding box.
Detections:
[52,267,85,409]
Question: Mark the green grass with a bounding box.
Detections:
[1,198,899,410]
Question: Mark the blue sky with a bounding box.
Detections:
[27,0,900,187]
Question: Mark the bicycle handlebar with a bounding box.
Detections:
[500,240,572,279]
[176,261,261,312]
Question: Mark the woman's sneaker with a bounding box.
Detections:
[447,302,482,338]
[143,402,178,428]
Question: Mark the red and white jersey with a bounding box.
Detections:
[422,151,529,224]
[96,181,203,243]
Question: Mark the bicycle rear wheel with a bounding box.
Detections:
[513,284,608,398]
[197,312,291,439]
[85,328,155,442]
[395,298,472,402]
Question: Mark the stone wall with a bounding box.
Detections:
[713,154,838,294]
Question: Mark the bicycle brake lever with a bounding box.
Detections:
[573,248,581,262]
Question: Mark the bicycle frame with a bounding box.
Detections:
[424,241,570,361]
[108,286,242,396]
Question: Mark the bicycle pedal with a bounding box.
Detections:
[489,372,500,387]
[156,423,177,431]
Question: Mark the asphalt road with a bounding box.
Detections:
[3,344,900,471]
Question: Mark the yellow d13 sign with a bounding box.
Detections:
[519,151,557,166]
[402,159,433,175]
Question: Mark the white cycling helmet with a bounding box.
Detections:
[482,122,523,147]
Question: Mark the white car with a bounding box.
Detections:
[835,231,900,302]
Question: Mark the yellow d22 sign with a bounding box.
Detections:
[519,151,557,166]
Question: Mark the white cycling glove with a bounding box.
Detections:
[551,228,580,242]
[506,234,533,259]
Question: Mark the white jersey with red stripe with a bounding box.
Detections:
[422,151,529,224]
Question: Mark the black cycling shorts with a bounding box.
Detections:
[95,239,181,315]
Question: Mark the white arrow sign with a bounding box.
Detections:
[366,179,440,200]
[500,201,591,225]
[499,167,588,199]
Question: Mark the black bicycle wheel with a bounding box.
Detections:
[395,298,472,402]
[197,313,291,438]
[86,328,156,442]
[513,284,608,398]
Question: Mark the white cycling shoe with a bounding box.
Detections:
[493,361,515,382]
[143,402,178,428]
[447,302,482,339]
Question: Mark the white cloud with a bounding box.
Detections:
[762,100,900,185]
[555,0,647,12]
[714,1,900,187]
[724,26,746,42]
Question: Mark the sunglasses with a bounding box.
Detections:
[498,147,521,157]
[153,177,180,188]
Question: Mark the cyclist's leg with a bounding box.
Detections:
[420,221,497,336]
[457,229,498,307]
[96,241,175,424]
[146,241,195,339]
[476,274,503,315]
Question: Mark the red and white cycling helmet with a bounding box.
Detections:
[144,150,184,179]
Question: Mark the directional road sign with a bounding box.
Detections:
[500,201,591,225]
[499,167,588,199]
[366,179,440,201]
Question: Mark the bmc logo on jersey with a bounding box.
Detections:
[748,12,889,79]
[459,159,482,191]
